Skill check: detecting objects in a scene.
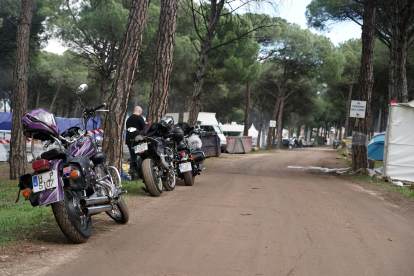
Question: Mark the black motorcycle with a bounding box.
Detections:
[131,116,176,197]
[172,123,205,186]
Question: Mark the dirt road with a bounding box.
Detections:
[4,147,414,275]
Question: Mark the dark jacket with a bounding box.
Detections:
[126,114,146,144]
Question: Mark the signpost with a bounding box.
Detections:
[349,101,366,118]
[269,120,276,127]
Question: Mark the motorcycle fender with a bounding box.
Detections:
[18,173,40,207]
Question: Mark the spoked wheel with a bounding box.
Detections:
[162,169,176,191]
[142,158,163,197]
[52,188,92,244]
[106,197,129,223]
[183,171,194,186]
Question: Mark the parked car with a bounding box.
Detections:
[276,138,292,148]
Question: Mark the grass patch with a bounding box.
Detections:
[121,179,145,198]
[379,183,414,199]
[0,178,60,247]
[375,161,383,168]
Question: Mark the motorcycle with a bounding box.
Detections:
[131,116,176,197]
[172,122,205,186]
[16,83,129,244]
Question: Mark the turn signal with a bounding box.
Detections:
[22,188,31,198]
[190,156,194,161]
[70,170,80,179]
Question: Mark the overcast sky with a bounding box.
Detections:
[43,0,361,55]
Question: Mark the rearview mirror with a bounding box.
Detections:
[75,83,88,95]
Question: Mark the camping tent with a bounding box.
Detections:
[367,133,385,160]
[383,101,414,182]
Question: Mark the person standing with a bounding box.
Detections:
[126,106,146,165]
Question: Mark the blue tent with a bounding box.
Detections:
[0,112,100,133]
[368,133,385,160]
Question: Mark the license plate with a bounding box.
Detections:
[32,170,59,193]
[179,162,192,173]
[134,143,148,153]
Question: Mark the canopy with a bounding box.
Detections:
[367,133,385,160]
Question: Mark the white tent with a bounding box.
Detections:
[383,101,414,181]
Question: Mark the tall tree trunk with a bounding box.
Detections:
[276,97,285,149]
[352,0,376,172]
[257,110,263,148]
[10,0,33,179]
[178,91,186,123]
[72,100,79,118]
[304,124,308,141]
[271,125,276,149]
[147,0,179,123]
[100,76,109,105]
[188,0,225,126]
[49,80,62,111]
[266,96,281,150]
[133,83,140,107]
[296,123,301,138]
[343,84,353,139]
[396,25,408,103]
[243,82,251,136]
[35,87,40,108]
[377,108,382,133]
[103,0,151,172]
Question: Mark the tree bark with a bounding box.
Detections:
[266,96,281,150]
[10,0,34,180]
[243,82,251,136]
[343,84,353,139]
[377,108,381,133]
[147,0,179,123]
[352,0,376,172]
[49,80,62,111]
[296,123,301,138]
[276,97,285,149]
[257,111,263,148]
[102,0,151,172]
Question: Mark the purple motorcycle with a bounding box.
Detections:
[17,84,129,243]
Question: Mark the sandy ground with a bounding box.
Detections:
[2,147,414,276]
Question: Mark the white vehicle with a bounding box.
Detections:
[166,112,227,152]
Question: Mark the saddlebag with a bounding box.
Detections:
[192,149,205,164]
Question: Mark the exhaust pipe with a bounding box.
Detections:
[83,204,112,215]
[80,196,110,207]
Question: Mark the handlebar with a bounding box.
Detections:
[92,103,107,112]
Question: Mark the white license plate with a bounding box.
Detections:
[134,143,148,153]
[32,170,59,193]
[179,162,192,173]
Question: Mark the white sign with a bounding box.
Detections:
[269,120,276,127]
[350,100,366,118]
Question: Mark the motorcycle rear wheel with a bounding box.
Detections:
[183,171,194,186]
[106,197,129,223]
[162,170,176,191]
[52,188,92,243]
[142,158,163,197]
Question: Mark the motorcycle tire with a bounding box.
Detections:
[183,171,194,186]
[162,170,176,191]
[51,188,92,244]
[142,158,163,197]
[106,197,129,223]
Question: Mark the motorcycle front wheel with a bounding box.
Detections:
[52,188,92,243]
[106,197,129,223]
[142,158,163,197]
[162,170,176,191]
